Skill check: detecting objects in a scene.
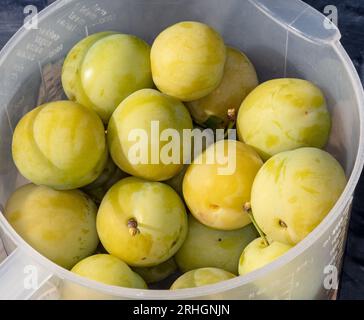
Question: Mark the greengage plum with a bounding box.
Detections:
[238,238,292,276]
[175,215,258,274]
[251,148,347,245]
[187,47,258,129]
[183,140,263,230]
[133,258,177,284]
[97,177,188,267]
[62,32,153,123]
[107,89,193,181]
[5,184,99,269]
[237,78,331,160]
[71,254,147,289]
[151,21,226,101]
[62,32,116,122]
[170,267,235,290]
[12,101,107,190]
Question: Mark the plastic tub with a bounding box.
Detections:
[0,0,363,300]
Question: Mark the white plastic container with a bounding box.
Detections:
[0,0,363,300]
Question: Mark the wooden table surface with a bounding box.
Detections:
[0,0,363,300]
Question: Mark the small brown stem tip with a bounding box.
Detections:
[243,202,252,212]
[227,108,236,122]
[127,218,140,236]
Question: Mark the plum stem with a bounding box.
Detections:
[225,108,236,138]
[243,202,270,246]
[127,218,140,236]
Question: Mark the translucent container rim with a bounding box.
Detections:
[0,0,363,299]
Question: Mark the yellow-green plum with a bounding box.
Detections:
[71,254,147,289]
[251,148,347,245]
[5,184,99,269]
[175,215,258,274]
[83,156,128,204]
[97,177,188,267]
[133,258,178,284]
[187,47,258,129]
[151,21,226,101]
[107,89,193,181]
[62,32,116,122]
[62,32,153,123]
[170,268,235,290]
[12,101,107,190]
[183,140,263,230]
[237,78,331,160]
[238,238,292,276]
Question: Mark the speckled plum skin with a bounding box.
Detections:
[251,148,347,245]
[237,78,331,160]
[12,101,108,190]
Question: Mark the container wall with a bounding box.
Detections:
[0,0,361,299]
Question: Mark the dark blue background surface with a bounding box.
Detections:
[0,0,363,300]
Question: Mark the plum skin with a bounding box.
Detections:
[96,177,188,267]
[183,140,263,230]
[82,156,129,205]
[170,267,235,290]
[107,88,193,182]
[251,147,347,245]
[132,258,178,284]
[151,21,226,101]
[62,32,153,123]
[187,47,258,128]
[237,78,331,160]
[238,238,292,276]
[61,32,116,123]
[175,215,258,274]
[71,254,147,289]
[5,184,99,269]
[12,101,108,190]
